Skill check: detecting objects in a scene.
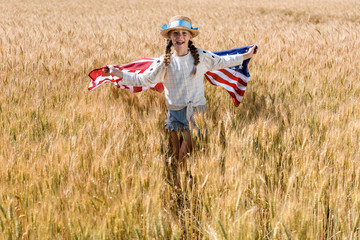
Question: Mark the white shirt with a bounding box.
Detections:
[121,48,244,111]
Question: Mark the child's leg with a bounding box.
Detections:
[179,130,193,166]
[171,130,180,160]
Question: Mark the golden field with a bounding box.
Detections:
[1,0,359,238]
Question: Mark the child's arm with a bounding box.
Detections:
[104,58,164,86]
[202,45,257,70]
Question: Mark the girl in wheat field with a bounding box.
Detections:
[104,15,257,170]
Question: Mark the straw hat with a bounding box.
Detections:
[160,16,199,39]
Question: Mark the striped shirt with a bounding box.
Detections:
[121,48,244,111]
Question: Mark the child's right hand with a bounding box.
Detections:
[103,65,123,78]
[103,66,110,75]
[103,65,113,75]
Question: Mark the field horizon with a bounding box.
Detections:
[1,0,359,239]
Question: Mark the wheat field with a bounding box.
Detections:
[1,0,360,239]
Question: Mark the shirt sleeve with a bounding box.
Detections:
[200,49,244,71]
[121,57,165,86]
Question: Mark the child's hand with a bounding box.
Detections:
[103,66,110,75]
[103,65,123,78]
[243,45,258,60]
[253,45,258,54]
[103,65,116,75]
[249,45,258,55]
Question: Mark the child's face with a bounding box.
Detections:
[169,30,193,53]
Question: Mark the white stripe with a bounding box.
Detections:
[122,69,142,74]
[206,74,245,103]
[89,79,113,91]
[141,86,151,90]
[94,75,119,84]
[210,70,247,90]
[127,86,134,92]
[117,83,155,92]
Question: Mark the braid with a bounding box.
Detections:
[164,40,172,67]
[188,40,200,75]
[163,40,173,80]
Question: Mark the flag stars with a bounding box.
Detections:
[233,65,243,71]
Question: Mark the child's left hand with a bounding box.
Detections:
[243,45,258,60]
[248,45,258,56]
[253,45,258,54]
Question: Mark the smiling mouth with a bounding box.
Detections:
[176,41,185,46]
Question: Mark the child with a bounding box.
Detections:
[104,15,257,168]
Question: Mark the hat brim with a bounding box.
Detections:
[160,27,199,39]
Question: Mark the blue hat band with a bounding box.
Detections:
[161,20,198,31]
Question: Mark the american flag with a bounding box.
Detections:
[88,45,256,106]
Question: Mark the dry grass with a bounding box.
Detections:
[1,0,360,238]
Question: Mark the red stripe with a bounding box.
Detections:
[217,69,247,87]
[206,71,247,91]
[88,68,104,80]
[224,89,241,107]
[205,71,246,94]
[152,83,164,92]
[206,71,236,89]
[204,74,245,102]
[133,86,143,93]
[120,59,154,71]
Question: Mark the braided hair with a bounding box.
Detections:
[188,40,200,75]
[162,40,172,80]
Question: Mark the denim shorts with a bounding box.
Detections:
[165,105,206,134]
